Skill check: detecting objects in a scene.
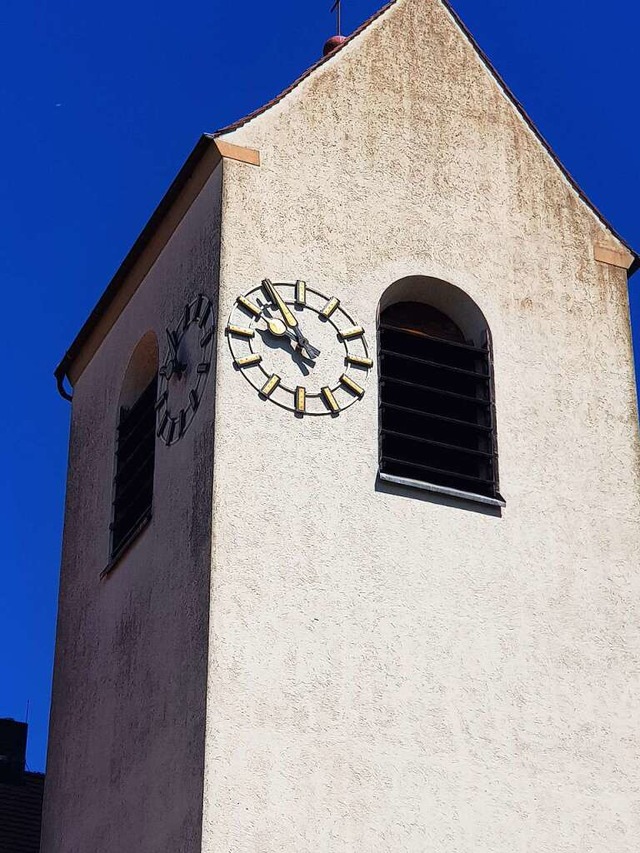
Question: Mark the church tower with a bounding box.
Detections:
[42,1,640,850]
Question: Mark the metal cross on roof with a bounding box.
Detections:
[330,0,342,36]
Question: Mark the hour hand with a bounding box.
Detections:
[264,317,319,360]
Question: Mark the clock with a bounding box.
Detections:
[156,294,214,445]
[226,279,372,415]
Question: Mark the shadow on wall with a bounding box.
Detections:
[375,475,503,517]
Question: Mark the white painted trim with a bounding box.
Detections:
[379,471,506,507]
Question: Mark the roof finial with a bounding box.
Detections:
[324,0,348,56]
[331,0,342,36]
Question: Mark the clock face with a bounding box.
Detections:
[156,294,214,445]
[226,280,371,415]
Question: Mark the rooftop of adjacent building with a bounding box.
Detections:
[0,719,44,853]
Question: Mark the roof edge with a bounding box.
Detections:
[440,0,639,274]
[55,0,640,401]
[213,0,638,273]
[212,0,399,137]
[54,134,219,398]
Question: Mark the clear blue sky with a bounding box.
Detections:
[1,0,638,772]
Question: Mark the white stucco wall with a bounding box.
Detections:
[201,0,640,850]
[41,166,223,853]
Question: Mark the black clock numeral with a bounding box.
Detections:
[197,362,210,374]
[155,391,168,411]
[157,411,169,438]
[200,328,214,348]
[166,418,176,444]
[183,303,191,330]
[189,389,199,411]
[168,329,180,351]
[178,409,187,437]
[198,301,212,328]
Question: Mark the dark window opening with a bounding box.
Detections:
[110,375,157,560]
[379,301,500,501]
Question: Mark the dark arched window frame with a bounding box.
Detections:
[107,332,159,571]
[378,278,504,507]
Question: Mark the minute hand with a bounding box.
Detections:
[263,279,298,328]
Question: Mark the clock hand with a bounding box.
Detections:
[165,328,185,377]
[262,316,319,360]
[291,326,321,360]
[262,278,320,361]
[263,317,288,337]
[263,279,298,328]
[260,315,319,364]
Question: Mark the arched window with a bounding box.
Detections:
[110,332,159,563]
[378,277,502,505]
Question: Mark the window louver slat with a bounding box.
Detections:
[381,429,494,458]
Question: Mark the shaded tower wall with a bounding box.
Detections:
[41,166,222,853]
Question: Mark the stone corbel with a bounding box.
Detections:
[594,244,634,270]
[214,139,261,167]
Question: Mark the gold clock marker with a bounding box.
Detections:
[260,374,281,397]
[235,354,262,367]
[321,386,340,413]
[295,386,306,413]
[346,355,373,368]
[338,326,364,340]
[237,295,262,317]
[295,280,306,305]
[340,373,365,397]
[321,297,340,318]
[227,324,255,338]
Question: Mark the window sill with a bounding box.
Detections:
[101,510,152,579]
[379,472,506,508]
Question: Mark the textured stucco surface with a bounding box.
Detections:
[43,0,640,850]
[201,0,640,850]
[40,166,222,853]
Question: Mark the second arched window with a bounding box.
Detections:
[378,299,502,503]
